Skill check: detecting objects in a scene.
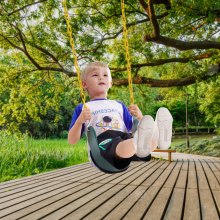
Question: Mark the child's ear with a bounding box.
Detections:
[82,81,87,89]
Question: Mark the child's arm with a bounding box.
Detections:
[128,104,143,121]
[68,108,92,144]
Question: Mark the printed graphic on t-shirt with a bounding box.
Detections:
[96,115,120,131]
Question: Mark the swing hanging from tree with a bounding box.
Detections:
[63,0,140,173]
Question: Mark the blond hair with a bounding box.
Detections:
[81,61,112,81]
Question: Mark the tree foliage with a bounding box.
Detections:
[0,0,219,135]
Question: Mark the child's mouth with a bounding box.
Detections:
[98,82,105,85]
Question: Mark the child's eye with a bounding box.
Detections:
[92,73,98,77]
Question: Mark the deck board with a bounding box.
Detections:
[0,157,220,220]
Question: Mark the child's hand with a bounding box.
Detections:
[128,104,143,120]
[78,108,92,124]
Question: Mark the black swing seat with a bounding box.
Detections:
[87,119,139,173]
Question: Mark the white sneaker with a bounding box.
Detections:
[134,115,158,158]
[155,107,173,150]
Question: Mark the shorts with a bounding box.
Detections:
[94,130,132,172]
[90,130,151,173]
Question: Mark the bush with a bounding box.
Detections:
[173,136,220,157]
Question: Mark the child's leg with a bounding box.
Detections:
[96,130,133,171]
[115,138,136,158]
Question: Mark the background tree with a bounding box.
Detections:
[0,0,219,135]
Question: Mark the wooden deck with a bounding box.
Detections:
[0,158,220,220]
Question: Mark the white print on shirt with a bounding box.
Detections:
[85,100,128,137]
[96,115,120,131]
[92,108,118,115]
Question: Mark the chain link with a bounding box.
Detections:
[62,0,87,107]
[121,0,134,104]
[63,0,134,105]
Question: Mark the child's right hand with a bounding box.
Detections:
[78,108,92,124]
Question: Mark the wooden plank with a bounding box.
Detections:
[212,190,220,214]
[78,162,166,219]
[123,186,161,220]
[164,161,188,219]
[40,184,124,220]
[143,162,177,188]
[67,185,136,219]
[43,162,151,219]
[88,161,143,184]
[205,161,220,212]
[8,182,111,220]
[0,163,91,189]
[123,162,177,219]
[209,161,220,182]
[0,165,95,196]
[100,162,149,184]
[175,160,188,189]
[187,161,198,189]
[196,160,219,219]
[62,185,128,219]
[141,161,172,187]
[112,161,154,185]
[0,168,99,202]
[164,188,185,220]
[213,161,220,170]
[183,189,201,220]
[0,179,64,202]
[201,160,220,190]
[143,162,182,219]
[183,161,200,220]
[0,158,219,220]
[103,185,147,219]
[130,160,165,186]
[86,162,166,219]
[0,180,81,209]
[0,182,95,219]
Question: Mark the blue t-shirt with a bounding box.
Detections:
[69,99,133,137]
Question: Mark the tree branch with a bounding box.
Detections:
[140,0,220,50]
[1,31,72,76]
[113,64,220,87]
[145,35,220,50]
[111,52,216,72]
[138,0,149,14]
[8,0,48,16]
[148,0,160,36]
[33,45,64,70]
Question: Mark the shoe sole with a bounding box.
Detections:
[156,107,173,150]
[136,115,154,157]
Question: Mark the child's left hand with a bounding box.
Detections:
[128,104,143,120]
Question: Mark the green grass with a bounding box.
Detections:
[1,131,219,183]
[0,131,88,183]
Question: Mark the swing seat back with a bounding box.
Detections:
[87,118,139,173]
[87,126,128,173]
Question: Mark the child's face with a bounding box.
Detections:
[82,66,112,99]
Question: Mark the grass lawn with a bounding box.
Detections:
[0,132,88,182]
[1,131,219,183]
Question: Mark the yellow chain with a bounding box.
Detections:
[121,0,134,104]
[63,0,134,105]
[62,0,87,107]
